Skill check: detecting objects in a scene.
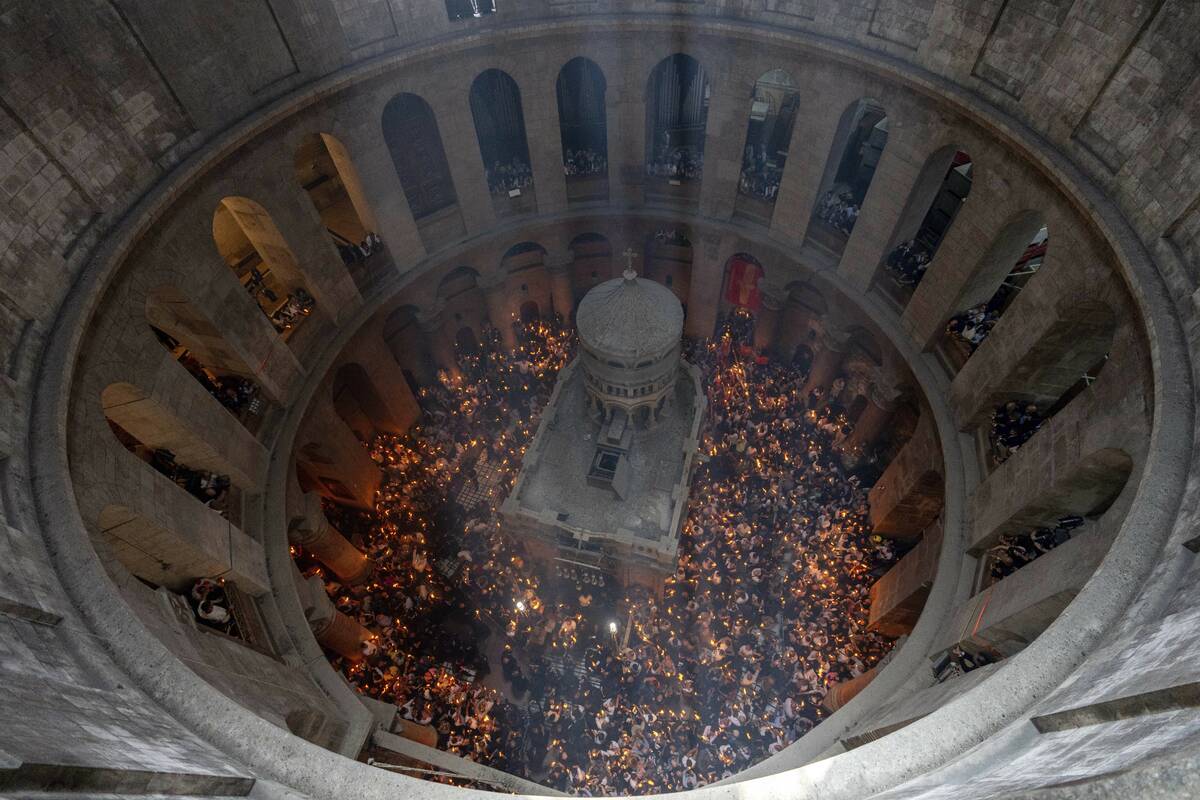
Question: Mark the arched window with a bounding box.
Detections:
[882,147,974,300]
[645,54,710,202]
[446,0,494,21]
[381,93,460,231]
[734,69,801,224]
[294,132,382,292]
[808,99,889,254]
[212,197,315,341]
[470,70,536,215]
[557,57,609,203]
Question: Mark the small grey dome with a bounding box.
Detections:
[575,273,684,359]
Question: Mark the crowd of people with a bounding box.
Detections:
[268,288,315,333]
[152,328,261,419]
[563,148,607,178]
[647,146,703,182]
[739,146,782,202]
[945,302,1000,353]
[107,420,234,516]
[815,189,861,236]
[337,231,384,268]
[486,158,534,195]
[303,312,903,794]
[653,227,691,248]
[989,401,1045,463]
[188,577,241,636]
[885,239,933,288]
[985,515,1084,585]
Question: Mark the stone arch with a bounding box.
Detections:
[212,196,314,335]
[437,266,482,303]
[557,57,608,202]
[806,98,889,255]
[381,93,459,224]
[734,68,801,224]
[293,132,380,293]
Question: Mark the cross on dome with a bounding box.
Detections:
[622,247,639,281]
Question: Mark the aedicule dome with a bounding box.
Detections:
[575,269,684,361]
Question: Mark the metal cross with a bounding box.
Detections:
[622,247,639,279]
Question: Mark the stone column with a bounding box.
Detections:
[429,91,496,236]
[840,381,899,457]
[257,152,362,323]
[343,331,422,434]
[607,54,650,208]
[518,70,568,215]
[776,296,813,364]
[868,413,944,540]
[752,286,786,354]
[902,197,1036,350]
[822,665,881,713]
[482,279,517,352]
[289,492,374,584]
[801,328,850,397]
[769,80,859,247]
[698,84,746,220]
[685,232,730,340]
[838,122,937,293]
[548,261,575,323]
[307,584,375,661]
[331,116,426,273]
[421,313,460,380]
[868,521,942,637]
[298,398,383,510]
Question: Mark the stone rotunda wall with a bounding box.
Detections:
[0,2,1196,799]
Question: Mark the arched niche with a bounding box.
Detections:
[381,93,463,248]
[557,57,609,204]
[645,54,709,205]
[470,69,536,218]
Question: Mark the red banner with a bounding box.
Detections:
[724,256,763,310]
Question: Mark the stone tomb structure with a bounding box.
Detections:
[502,265,704,593]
